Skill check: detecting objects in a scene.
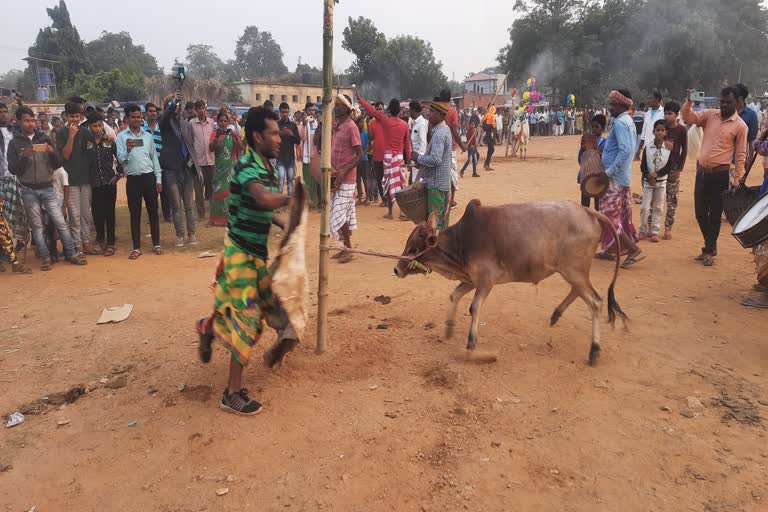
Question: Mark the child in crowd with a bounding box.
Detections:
[661,101,687,240]
[47,166,69,262]
[86,112,122,256]
[577,114,607,210]
[640,119,673,242]
[460,119,479,177]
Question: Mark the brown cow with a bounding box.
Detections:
[394,199,627,366]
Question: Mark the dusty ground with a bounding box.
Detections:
[1,135,768,512]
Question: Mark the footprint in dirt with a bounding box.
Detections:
[180,385,214,402]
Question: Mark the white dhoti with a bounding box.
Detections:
[330,183,358,240]
[450,150,458,190]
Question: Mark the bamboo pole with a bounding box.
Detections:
[316,0,334,354]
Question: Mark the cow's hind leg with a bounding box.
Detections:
[550,287,579,326]
[467,282,493,350]
[564,275,603,366]
[446,282,474,339]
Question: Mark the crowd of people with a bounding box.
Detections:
[3,81,768,414]
[577,85,768,308]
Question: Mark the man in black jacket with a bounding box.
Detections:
[277,102,300,195]
[160,98,198,247]
[8,107,83,270]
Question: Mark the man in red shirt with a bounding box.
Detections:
[359,96,411,220]
[368,102,386,206]
[330,94,364,263]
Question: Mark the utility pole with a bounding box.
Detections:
[316,0,335,354]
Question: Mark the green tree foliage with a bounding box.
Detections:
[234,26,288,79]
[86,31,160,76]
[26,0,90,85]
[62,69,145,102]
[342,17,447,100]
[499,0,768,105]
[0,70,24,90]
[186,44,230,81]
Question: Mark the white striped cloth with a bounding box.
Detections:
[330,183,358,239]
[382,151,406,203]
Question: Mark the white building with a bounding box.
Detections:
[463,73,509,95]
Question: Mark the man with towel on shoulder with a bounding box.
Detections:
[330,94,363,263]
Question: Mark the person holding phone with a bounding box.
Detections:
[207,110,242,226]
[57,100,96,255]
[8,106,83,270]
[116,104,163,260]
[682,86,748,266]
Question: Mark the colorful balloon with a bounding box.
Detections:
[522,91,531,101]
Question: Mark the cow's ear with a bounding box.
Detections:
[426,211,439,232]
[426,234,438,248]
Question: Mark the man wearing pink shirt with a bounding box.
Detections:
[330,94,363,263]
[190,100,215,219]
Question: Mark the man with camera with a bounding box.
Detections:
[277,102,300,196]
[159,98,198,247]
[682,86,748,266]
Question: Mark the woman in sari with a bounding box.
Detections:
[208,111,242,226]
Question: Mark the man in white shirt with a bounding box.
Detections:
[408,100,428,183]
[299,101,320,207]
[0,102,12,177]
[635,90,665,160]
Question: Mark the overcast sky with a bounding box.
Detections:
[0,0,515,81]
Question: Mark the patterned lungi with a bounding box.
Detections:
[382,151,406,203]
[330,182,357,239]
[599,180,638,256]
[209,235,275,366]
[0,176,28,246]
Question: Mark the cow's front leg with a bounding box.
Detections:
[467,282,493,350]
[446,282,474,339]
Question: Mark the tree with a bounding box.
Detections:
[234,26,288,79]
[62,69,145,102]
[86,31,160,76]
[26,0,90,85]
[498,0,768,105]
[284,58,323,86]
[186,44,228,81]
[341,17,447,99]
[342,16,386,84]
[0,70,24,90]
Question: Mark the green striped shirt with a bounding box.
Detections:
[227,152,279,259]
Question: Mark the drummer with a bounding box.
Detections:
[577,114,607,210]
[742,135,768,307]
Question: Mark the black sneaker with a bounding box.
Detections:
[220,388,263,415]
[196,318,214,363]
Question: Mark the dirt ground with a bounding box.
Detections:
[2,135,768,512]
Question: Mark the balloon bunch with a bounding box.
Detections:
[516,77,543,119]
[566,93,576,106]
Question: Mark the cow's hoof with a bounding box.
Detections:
[588,345,601,367]
[263,338,299,369]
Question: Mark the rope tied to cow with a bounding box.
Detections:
[319,245,433,274]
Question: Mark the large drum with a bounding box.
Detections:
[579,148,608,198]
[732,192,768,249]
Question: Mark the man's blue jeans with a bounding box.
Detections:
[277,161,295,195]
[21,185,75,260]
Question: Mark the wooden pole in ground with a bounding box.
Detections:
[316,0,334,354]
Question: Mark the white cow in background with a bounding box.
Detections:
[506,115,530,160]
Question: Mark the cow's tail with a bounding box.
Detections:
[584,208,628,328]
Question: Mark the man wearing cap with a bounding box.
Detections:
[596,89,642,268]
[412,98,453,230]
[330,94,363,263]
